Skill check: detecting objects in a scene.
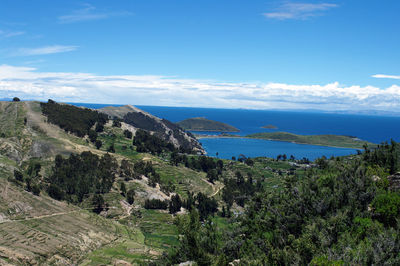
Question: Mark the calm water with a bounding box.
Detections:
[199,138,357,161]
[72,103,400,161]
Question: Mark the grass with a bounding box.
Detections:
[246,132,375,149]
[81,209,179,265]
[137,209,179,250]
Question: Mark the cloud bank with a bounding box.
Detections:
[1,65,399,113]
[264,2,338,20]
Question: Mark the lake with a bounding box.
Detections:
[72,103,400,161]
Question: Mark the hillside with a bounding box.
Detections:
[99,105,205,154]
[0,100,218,264]
[246,131,375,149]
[0,100,399,265]
[177,117,239,132]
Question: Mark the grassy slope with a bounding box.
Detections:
[246,131,375,149]
[177,117,240,132]
[0,101,218,264]
[0,101,304,264]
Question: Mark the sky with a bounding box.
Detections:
[0,0,400,113]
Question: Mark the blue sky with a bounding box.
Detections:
[1,0,400,112]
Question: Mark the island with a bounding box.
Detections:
[177,117,240,132]
[261,124,278,129]
[246,132,375,149]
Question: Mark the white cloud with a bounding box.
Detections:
[0,30,25,38]
[372,74,400,80]
[58,4,131,23]
[1,65,400,113]
[11,45,78,56]
[264,2,338,20]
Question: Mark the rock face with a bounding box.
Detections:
[388,172,400,191]
[99,105,205,154]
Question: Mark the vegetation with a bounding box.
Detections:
[2,100,400,265]
[40,99,108,137]
[165,141,400,265]
[47,151,118,204]
[133,129,176,155]
[247,131,376,149]
[177,117,239,132]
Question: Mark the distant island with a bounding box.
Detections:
[246,132,375,149]
[177,117,240,132]
[261,124,278,129]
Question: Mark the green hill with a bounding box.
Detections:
[1,99,399,265]
[246,131,376,149]
[177,117,239,132]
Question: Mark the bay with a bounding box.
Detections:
[72,103,400,160]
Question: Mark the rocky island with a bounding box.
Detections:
[177,117,239,132]
[261,124,278,129]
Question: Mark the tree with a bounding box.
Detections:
[88,130,98,143]
[112,119,122,127]
[48,184,64,200]
[95,139,102,149]
[14,170,24,182]
[127,189,135,204]
[372,191,400,226]
[120,182,127,196]
[92,194,105,214]
[123,129,133,139]
[12,97,20,102]
[32,184,41,196]
[95,123,104,132]
[207,169,218,183]
[169,194,182,214]
[107,144,115,153]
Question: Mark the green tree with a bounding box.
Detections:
[127,189,135,205]
[95,139,102,149]
[120,182,127,196]
[372,191,400,226]
[14,170,24,182]
[92,194,105,214]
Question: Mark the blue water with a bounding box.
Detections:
[200,138,358,161]
[71,103,400,160]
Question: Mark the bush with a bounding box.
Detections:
[144,199,168,209]
[372,191,400,226]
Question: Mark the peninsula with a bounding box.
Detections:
[246,132,375,149]
[177,117,239,132]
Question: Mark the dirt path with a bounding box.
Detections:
[211,183,224,197]
[0,210,79,224]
